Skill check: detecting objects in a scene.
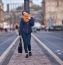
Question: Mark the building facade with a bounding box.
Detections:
[42,0,63,27]
[0,0,4,27]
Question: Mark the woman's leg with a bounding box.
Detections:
[27,34,32,56]
[22,34,28,53]
[27,34,31,52]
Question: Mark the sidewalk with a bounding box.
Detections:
[7,38,52,65]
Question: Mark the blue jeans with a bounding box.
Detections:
[22,33,31,53]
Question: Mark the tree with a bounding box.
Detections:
[31,4,41,11]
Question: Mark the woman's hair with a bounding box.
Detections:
[22,11,30,15]
[22,11,24,15]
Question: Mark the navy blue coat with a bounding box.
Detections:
[19,17,34,35]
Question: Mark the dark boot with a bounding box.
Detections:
[29,52,32,56]
[25,54,28,58]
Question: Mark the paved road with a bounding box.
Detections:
[33,31,63,61]
[0,31,17,56]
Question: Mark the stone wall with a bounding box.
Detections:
[43,0,63,26]
[0,0,4,23]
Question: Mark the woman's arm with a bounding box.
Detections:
[30,17,34,26]
[19,19,23,35]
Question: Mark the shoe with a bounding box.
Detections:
[29,52,32,56]
[25,54,28,58]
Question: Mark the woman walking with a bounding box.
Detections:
[19,11,34,58]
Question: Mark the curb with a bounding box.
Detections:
[31,33,63,65]
[0,36,20,65]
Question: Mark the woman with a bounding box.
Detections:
[19,11,34,58]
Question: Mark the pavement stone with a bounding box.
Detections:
[7,38,52,65]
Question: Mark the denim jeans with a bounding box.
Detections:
[22,33,31,53]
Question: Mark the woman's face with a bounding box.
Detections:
[22,12,30,22]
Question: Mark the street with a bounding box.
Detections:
[33,31,63,61]
[0,31,17,56]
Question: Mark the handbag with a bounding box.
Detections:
[18,37,22,53]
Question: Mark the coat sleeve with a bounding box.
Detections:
[19,19,23,35]
[30,17,34,26]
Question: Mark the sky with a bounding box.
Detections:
[2,0,24,4]
[33,0,42,6]
[2,0,42,5]
[2,0,42,11]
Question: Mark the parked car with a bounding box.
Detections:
[53,25,62,31]
[47,25,62,31]
[47,26,54,31]
[32,22,42,31]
